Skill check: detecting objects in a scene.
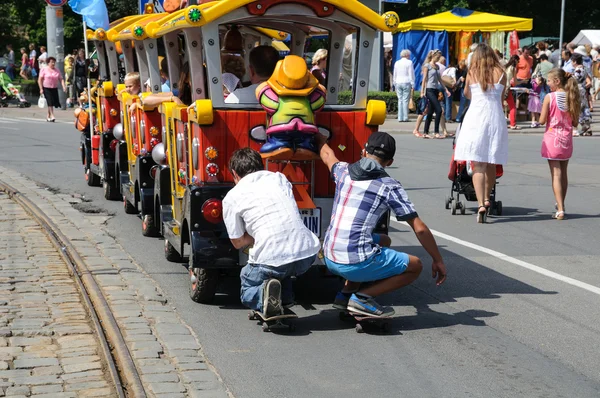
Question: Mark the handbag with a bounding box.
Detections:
[441,75,456,88]
[416,97,429,115]
[37,95,47,109]
[31,68,37,78]
[408,97,416,112]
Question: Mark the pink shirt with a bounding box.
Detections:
[541,92,573,160]
[39,67,62,88]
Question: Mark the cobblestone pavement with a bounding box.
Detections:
[0,167,230,398]
[0,195,115,397]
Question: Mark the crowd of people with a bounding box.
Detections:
[391,41,597,223]
[391,41,599,137]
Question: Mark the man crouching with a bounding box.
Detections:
[223,148,320,317]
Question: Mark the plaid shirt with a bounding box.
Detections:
[323,161,417,264]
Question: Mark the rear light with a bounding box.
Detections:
[206,163,219,177]
[205,147,218,160]
[109,139,119,152]
[202,199,223,224]
[149,165,159,179]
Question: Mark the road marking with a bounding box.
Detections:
[0,118,17,124]
[0,117,70,125]
[392,219,600,296]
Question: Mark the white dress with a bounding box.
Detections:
[454,76,509,165]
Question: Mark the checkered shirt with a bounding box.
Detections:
[323,162,418,264]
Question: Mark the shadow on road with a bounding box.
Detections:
[485,206,600,223]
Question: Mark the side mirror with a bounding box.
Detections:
[249,125,267,142]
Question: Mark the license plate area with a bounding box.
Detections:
[300,208,321,238]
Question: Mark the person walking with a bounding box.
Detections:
[38,57,67,122]
[538,68,580,220]
[505,54,520,130]
[420,50,450,139]
[38,46,48,69]
[393,49,415,122]
[533,54,554,79]
[5,45,16,80]
[310,49,327,86]
[455,60,469,123]
[441,60,458,122]
[28,44,37,77]
[453,44,508,223]
[19,48,29,80]
[571,54,592,135]
[74,49,87,104]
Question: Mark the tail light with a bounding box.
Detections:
[109,139,119,152]
[206,163,219,177]
[202,199,223,224]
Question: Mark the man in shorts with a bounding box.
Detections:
[316,131,447,317]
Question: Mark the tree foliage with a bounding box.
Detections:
[1,0,139,55]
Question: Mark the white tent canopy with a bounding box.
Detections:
[571,30,600,46]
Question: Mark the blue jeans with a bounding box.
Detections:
[5,64,15,80]
[240,255,316,312]
[445,89,454,121]
[396,83,412,122]
[456,88,470,122]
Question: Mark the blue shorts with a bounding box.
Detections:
[324,235,410,283]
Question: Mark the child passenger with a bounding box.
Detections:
[316,132,447,317]
[538,68,581,220]
[124,72,141,96]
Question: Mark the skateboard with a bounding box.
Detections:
[248,308,297,332]
[339,310,392,333]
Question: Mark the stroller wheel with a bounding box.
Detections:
[451,200,457,215]
[24,102,31,108]
[18,103,24,108]
[445,195,452,210]
[495,201,503,216]
[460,201,466,215]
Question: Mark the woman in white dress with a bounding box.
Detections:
[454,43,508,223]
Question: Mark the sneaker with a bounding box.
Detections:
[262,279,282,318]
[347,293,395,317]
[332,291,352,310]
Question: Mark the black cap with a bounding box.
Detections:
[365,131,396,160]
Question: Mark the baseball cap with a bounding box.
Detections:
[365,131,396,160]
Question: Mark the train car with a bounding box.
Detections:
[136,0,398,302]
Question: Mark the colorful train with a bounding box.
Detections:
[77,0,398,303]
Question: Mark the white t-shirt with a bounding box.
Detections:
[223,170,320,266]
[38,52,48,68]
[224,83,259,104]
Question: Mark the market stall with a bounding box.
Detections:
[571,30,600,46]
[393,8,532,89]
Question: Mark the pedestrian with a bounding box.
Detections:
[5,45,15,80]
[538,68,581,220]
[28,44,37,77]
[75,49,87,105]
[516,47,533,87]
[441,60,459,122]
[466,43,477,68]
[561,50,574,73]
[505,54,520,130]
[315,131,447,317]
[38,46,48,69]
[38,57,66,122]
[311,49,327,86]
[19,48,29,80]
[453,43,509,223]
[533,54,554,79]
[222,148,320,317]
[420,50,451,139]
[393,49,414,122]
[384,49,393,92]
[571,54,592,136]
[455,59,469,123]
[528,75,549,128]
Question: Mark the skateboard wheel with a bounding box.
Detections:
[355,324,364,333]
[248,312,255,321]
[262,324,270,332]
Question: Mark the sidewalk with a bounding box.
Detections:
[0,167,230,398]
[0,193,115,397]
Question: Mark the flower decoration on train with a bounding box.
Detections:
[133,26,144,38]
[95,29,107,41]
[205,147,218,161]
[255,55,326,160]
[187,7,202,23]
[383,12,399,29]
[150,126,160,137]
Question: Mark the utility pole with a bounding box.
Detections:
[46,4,66,110]
[558,0,566,53]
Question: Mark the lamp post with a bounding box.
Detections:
[558,0,566,51]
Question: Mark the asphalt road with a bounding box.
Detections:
[2,111,600,398]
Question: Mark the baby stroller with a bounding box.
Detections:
[0,70,31,108]
[444,120,503,221]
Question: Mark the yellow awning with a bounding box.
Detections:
[395,8,532,33]
[271,40,290,53]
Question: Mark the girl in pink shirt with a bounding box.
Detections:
[38,57,66,122]
[538,68,581,220]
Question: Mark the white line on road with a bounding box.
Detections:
[392,219,600,296]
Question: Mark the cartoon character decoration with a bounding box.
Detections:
[256,55,326,159]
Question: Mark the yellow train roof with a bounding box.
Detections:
[109,13,168,42]
[147,0,399,37]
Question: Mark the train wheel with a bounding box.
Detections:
[123,196,137,214]
[189,267,219,303]
[141,214,160,237]
[103,179,120,201]
[164,239,184,263]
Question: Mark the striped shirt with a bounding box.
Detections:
[323,160,418,265]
